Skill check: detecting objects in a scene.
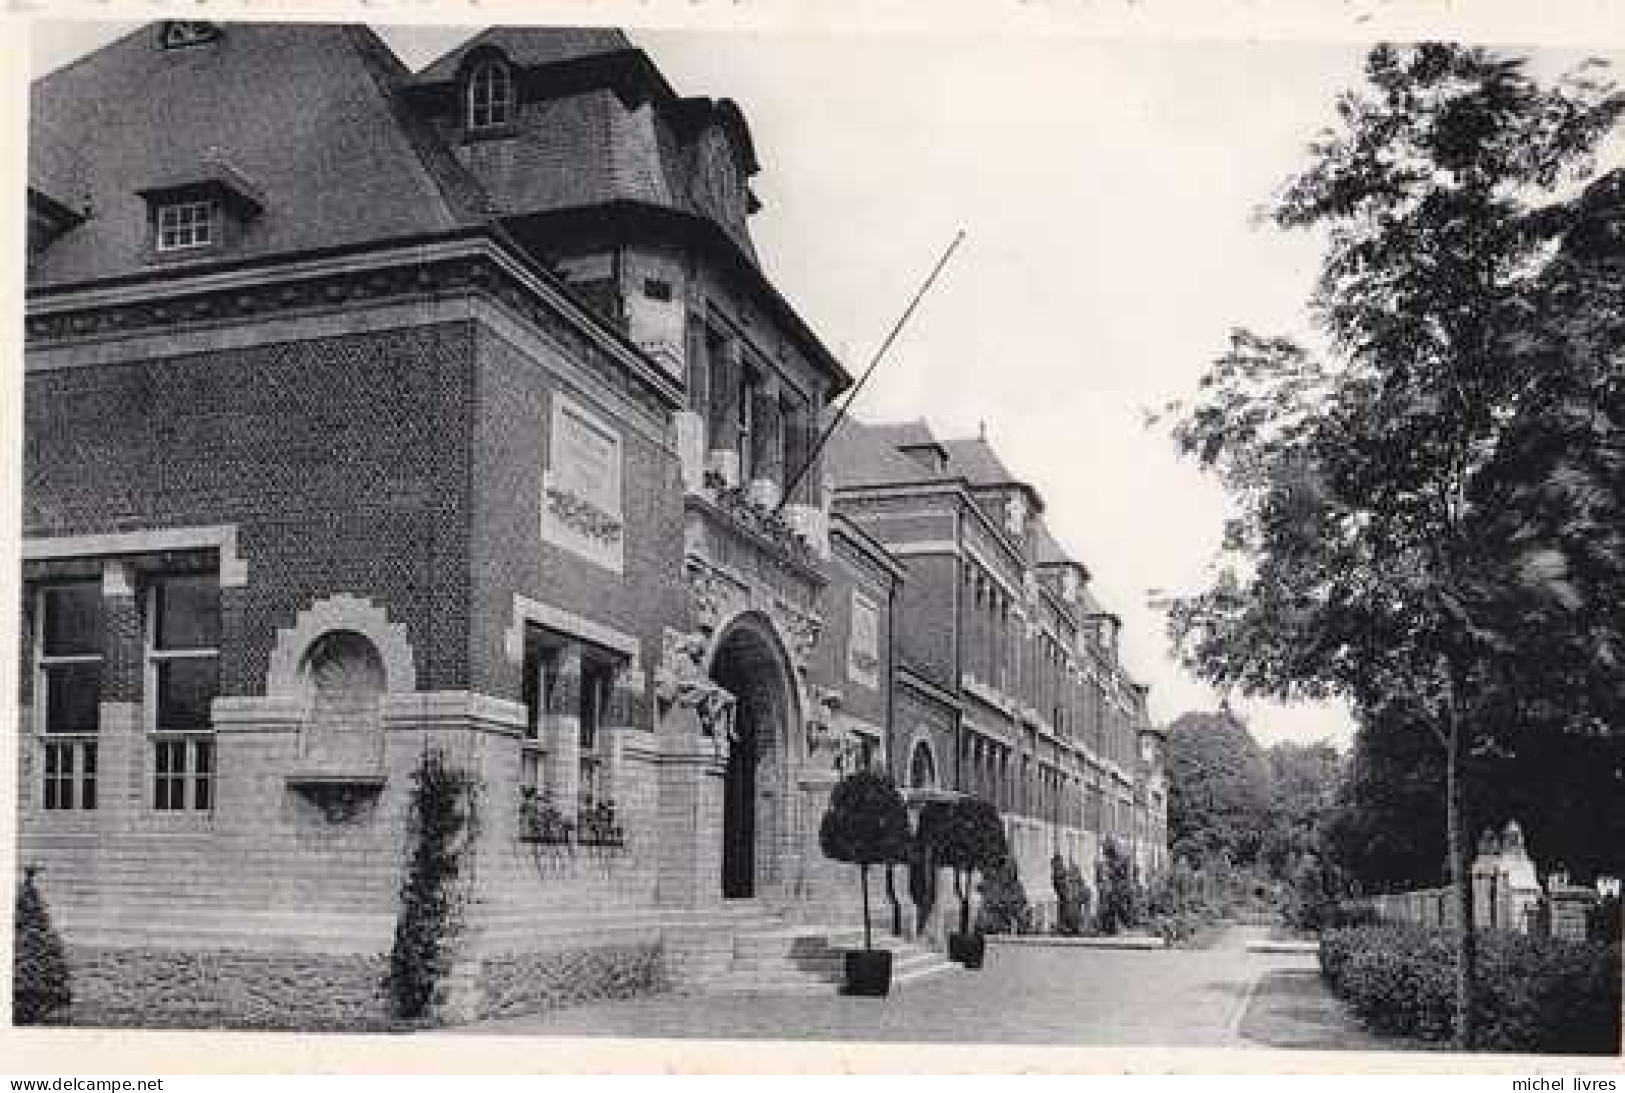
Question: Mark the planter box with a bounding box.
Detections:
[843,949,893,997]
[948,932,986,968]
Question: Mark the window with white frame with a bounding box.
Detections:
[147,573,220,811]
[156,200,215,252]
[520,624,557,791]
[467,58,515,131]
[578,656,614,810]
[35,581,103,811]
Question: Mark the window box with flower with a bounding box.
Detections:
[517,785,574,846]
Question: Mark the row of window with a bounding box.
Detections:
[33,574,220,813]
[962,567,1140,765]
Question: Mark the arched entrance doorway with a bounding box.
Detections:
[906,738,941,931]
[709,616,795,900]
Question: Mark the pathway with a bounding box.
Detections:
[457,925,1379,1049]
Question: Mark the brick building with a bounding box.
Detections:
[19,21,933,1025]
[828,418,1168,928]
[19,21,1165,1025]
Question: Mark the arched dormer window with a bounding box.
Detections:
[467,58,515,132]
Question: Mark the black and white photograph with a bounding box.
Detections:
[8,0,1623,1069]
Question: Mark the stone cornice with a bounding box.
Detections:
[24,231,684,419]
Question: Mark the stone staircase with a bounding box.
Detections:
[688,908,959,995]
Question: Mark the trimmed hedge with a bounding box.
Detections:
[1320,922,1622,1054]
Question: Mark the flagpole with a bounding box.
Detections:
[775,229,967,515]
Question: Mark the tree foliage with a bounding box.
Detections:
[819,770,911,951]
[1161,42,1625,1048]
[1261,739,1342,876]
[1165,709,1273,866]
[919,796,1008,936]
[384,750,481,1024]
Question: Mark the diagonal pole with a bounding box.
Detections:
[775,229,967,515]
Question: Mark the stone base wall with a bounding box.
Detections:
[476,941,668,1022]
[59,946,392,1031]
[50,939,677,1031]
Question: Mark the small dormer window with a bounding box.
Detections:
[156,200,216,252]
[158,22,221,50]
[468,59,515,132]
[137,161,264,263]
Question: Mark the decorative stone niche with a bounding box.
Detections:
[282,624,394,822]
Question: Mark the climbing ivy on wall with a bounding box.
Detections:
[383,749,481,1024]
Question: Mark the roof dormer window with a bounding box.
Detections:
[467,58,515,132]
[158,22,222,50]
[156,200,215,252]
[137,160,264,263]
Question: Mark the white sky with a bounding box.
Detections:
[27,11,1625,750]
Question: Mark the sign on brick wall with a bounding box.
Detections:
[541,394,625,573]
[847,590,879,689]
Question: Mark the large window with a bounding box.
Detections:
[147,574,219,811]
[521,625,557,791]
[37,582,103,735]
[467,58,514,131]
[36,582,103,811]
[578,657,614,810]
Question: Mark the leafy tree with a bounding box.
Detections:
[819,770,911,952]
[1096,838,1140,934]
[1162,43,1625,1047]
[1165,708,1273,866]
[13,865,70,1025]
[1320,716,1452,892]
[920,796,1008,937]
[1261,740,1342,877]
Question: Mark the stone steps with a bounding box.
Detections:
[691,917,958,995]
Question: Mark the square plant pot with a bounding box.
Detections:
[948,931,986,969]
[843,949,893,997]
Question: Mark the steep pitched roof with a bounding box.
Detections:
[411,27,760,265]
[869,419,938,451]
[1032,520,1072,567]
[824,415,943,490]
[939,435,1018,486]
[414,26,636,83]
[28,22,487,288]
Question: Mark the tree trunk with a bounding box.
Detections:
[885,865,902,936]
[861,863,872,951]
[958,869,971,935]
[1444,689,1478,1050]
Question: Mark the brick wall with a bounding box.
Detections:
[23,322,478,698]
[894,554,958,688]
[467,322,685,705]
[18,320,495,939]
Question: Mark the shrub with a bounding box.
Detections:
[1095,838,1138,934]
[383,750,481,1024]
[976,855,1032,935]
[1320,922,1622,1053]
[819,770,911,952]
[13,866,71,1025]
[1281,852,1346,934]
[1052,856,1092,936]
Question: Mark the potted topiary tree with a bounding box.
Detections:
[924,795,1008,969]
[818,770,911,997]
